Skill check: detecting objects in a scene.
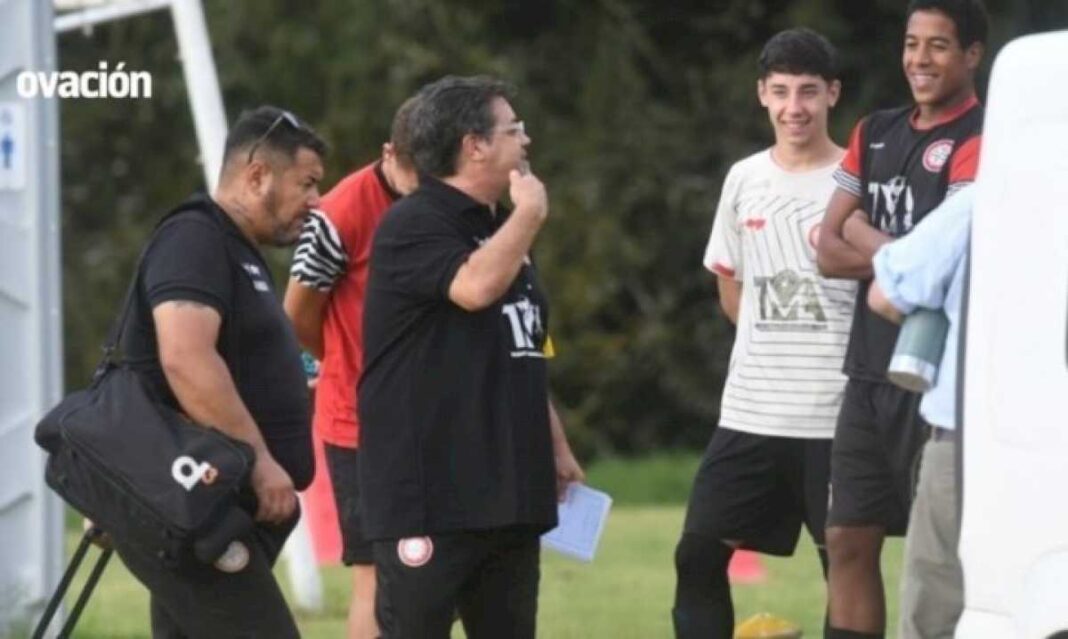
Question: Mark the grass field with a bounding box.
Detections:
[49,453,903,638]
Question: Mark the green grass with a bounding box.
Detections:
[55,453,903,638]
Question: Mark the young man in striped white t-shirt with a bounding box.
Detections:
[673,28,856,638]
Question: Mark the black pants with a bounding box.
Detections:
[374,527,541,639]
[112,520,299,638]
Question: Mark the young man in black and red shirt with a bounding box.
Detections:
[816,1,986,637]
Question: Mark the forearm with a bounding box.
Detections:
[867,280,904,324]
[283,280,327,359]
[548,400,573,455]
[817,229,873,279]
[818,191,875,280]
[843,215,893,262]
[161,350,271,457]
[291,319,324,360]
[451,207,542,309]
[716,276,741,325]
[547,398,584,494]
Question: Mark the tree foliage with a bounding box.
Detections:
[57,0,1068,459]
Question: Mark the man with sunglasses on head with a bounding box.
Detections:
[112,105,325,637]
[284,96,420,639]
[358,75,584,638]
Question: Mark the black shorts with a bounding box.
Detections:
[826,378,927,536]
[682,427,832,556]
[374,528,540,639]
[324,443,373,565]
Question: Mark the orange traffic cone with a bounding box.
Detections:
[727,549,767,584]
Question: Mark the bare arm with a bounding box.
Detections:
[842,210,893,262]
[154,300,297,523]
[715,275,741,325]
[817,189,876,279]
[283,278,329,360]
[448,170,547,311]
[867,280,904,324]
[548,399,585,500]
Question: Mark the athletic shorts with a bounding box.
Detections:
[682,427,832,556]
[826,378,927,536]
[324,443,373,565]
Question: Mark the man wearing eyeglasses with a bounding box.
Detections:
[112,106,325,637]
[284,96,420,639]
[358,75,584,638]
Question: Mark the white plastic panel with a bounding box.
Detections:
[959,29,1068,638]
[0,0,64,634]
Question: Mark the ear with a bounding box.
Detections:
[965,41,984,72]
[827,79,842,108]
[461,132,488,164]
[757,78,768,107]
[244,158,272,196]
[381,141,395,162]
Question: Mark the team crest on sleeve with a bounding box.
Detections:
[922,139,955,173]
[397,536,434,567]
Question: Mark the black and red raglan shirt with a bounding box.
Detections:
[832,94,983,382]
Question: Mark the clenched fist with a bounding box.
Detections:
[509,169,548,225]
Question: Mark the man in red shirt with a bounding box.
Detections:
[284,98,419,639]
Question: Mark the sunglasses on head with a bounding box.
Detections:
[247,110,301,164]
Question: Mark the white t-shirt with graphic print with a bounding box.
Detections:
[703,149,856,439]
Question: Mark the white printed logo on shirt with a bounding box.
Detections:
[241,262,271,293]
[501,295,545,358]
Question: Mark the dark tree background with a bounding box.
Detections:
[57,0,1068,459]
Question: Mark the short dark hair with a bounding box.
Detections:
[906,0,989,48]
[389,96,420,169]
[223,105,327,168]
[407,75,516,177]
[758,28,839,82]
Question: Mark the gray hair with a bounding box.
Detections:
[407,75,516,177]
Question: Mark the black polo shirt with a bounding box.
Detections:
[120,194,314,490]
[359,176,557,540]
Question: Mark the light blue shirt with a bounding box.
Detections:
[872,185,974,429]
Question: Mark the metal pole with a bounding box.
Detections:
[169,0,226,190]
[54,0,172,34]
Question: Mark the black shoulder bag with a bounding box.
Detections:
[35,201,257,570]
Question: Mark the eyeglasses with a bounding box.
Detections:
[247,110,301,163]
[496,120,526,137]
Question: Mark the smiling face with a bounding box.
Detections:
[903,9,982,113]
[758,72,840,150]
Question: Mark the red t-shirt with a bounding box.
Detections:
[290,162,399,447]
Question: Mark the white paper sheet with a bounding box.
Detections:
[541,483,612,562]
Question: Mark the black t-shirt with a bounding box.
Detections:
[358,176,557,540]
[833,98,983,381]
[120,195,313,489]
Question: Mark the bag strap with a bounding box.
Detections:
[99,197,242,377]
